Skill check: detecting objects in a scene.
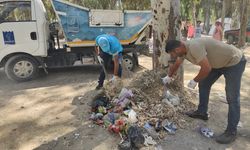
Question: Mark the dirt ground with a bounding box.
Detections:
[0,47,249,150]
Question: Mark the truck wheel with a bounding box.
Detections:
[123,54,135,71]
[227,35,234,44]
[4,55,39,82]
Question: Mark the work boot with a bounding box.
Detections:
[95,84,103,90]
[216,130,237,144]
[186,110,208,121]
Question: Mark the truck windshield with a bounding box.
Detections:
[0,1,31,23]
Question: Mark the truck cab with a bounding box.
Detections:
[0,0,50,81]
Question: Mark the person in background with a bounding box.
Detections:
[95,34,123,90]
[187,21,195,40]
[213,21,223,41]
[195,20,202,38]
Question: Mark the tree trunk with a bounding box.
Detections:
[231,0,241,29]
[203,0,211,35]
[221,0,226,39]
[151,0,171,70]
[215,1,222,19]
[151,0,182,83]
[168,0,183,84]
[192,1,197,28]
[225,0,233,17]
[238,0,249,47]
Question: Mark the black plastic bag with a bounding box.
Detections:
[91,96,109,112]
[127,126,145,149]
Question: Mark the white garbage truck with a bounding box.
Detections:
[0,0,151,81]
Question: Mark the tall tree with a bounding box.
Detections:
[151,0,182,82]
[221,0,226,39]
[238,0,249,47]
[231,0,241,29]
[215,0,223,19]
[151,0,171,70]
[203,0,212,34]
[191,0,201,28]
[192,1,197,27]
[168,0,183,84]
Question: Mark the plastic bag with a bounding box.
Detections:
[128,109,138,123]
[127,126,145,149]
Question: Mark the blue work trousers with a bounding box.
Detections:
[198,56,246,132]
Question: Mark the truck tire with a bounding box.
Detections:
[227,35,234,44]
[4,54,39,82]
[123,54,135,71]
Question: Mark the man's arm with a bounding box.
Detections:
[95,46,100,55]
[193,57,212,82]
[168,57,184,77]
[113,54,119,76]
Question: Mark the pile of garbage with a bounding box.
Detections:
[128,71,196,128]
[89,70,196,149]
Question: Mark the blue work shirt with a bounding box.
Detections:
[96,34,123,55]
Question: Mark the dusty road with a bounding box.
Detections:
[0,47,249,150]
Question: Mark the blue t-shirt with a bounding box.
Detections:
[96,34,123,55]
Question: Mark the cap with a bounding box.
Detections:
[97,37,110,53]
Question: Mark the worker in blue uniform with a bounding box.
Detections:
[95,34,123,90]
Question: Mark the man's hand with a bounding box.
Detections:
[111,75,119,83]
[162,75,173,85]
[187,79,197,89]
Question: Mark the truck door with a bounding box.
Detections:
[0,1,39,54]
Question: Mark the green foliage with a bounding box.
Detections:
[180,0,223,23]
[180,0,192,20]
[122,0,151,10]
[82,0,116,9]
[65,0,150,10]
[42,0,56,21]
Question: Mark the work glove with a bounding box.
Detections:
[111,75,119,83]
[187,79,197,89]
[97,55,104,64]
[162,75,173,85]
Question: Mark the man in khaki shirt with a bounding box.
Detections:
[163,38,246,144]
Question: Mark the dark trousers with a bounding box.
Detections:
[198,56,246,132]
[98,52,122,86]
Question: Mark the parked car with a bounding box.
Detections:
[224,26,250,44]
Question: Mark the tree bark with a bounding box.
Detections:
[238,0,249,47]
[151,0,182,83]
[231,0,241,29]
[151,0,171,71]
[221,0,226,39]
[203,0,211,35]
[192,1,197,28]
[215,1,222,19]
[168,0,183,84]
